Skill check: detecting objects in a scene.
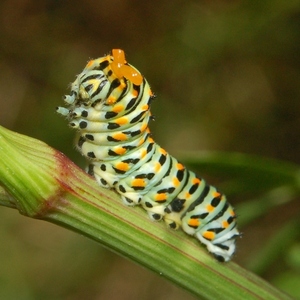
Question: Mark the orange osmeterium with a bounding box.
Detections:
[111,49,143,85]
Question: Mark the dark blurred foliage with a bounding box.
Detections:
[0,0,300,299]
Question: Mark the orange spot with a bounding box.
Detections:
[142,104,149,111]
[155,193,167,202]
[185,192,191,199]
[193,178,201,185]
[176,163,185,170]
[112,104,124,113]
[115,162,129,172]
[206,204,214,212]
[229,209,235,216]
[154,162,161,172]
[203,231,215,240]
[140,148,147,158]
[132,89,138,97]
[119,81,126,89]
[140,123,147,132]
[149,89,154,96]
[138,138,145,146]
[112,133,127,141]
[107,96,117,105]
[173,177,180,187]
[160,148,167,155]
[148,137,154,143]
[213,191,221,198]
[222,221,229,228]
[114,147,127,155]
[86,60,94,68]
[115,117,128,125]
[132,178,145,187]
[188,219,200,227]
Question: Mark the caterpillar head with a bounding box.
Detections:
[57,49,146,116]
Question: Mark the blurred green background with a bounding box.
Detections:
[1,0,300,299]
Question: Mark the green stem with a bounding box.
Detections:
[0,126,292,300]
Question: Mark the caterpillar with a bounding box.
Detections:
[57,49,239,262]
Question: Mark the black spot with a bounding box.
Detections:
[107,136,118,142]
[157,187,175,194]
[98,60,109,70]
[125,98,136,110]
[211,227,225,234]
[77,136,86,148]
[130,111,145,123]
[100,178,107,186]
[119,185,126,193]
[132,186,145,191]
[100,164,106,171]
[227,216,234,224]
[177,169,185,181]
[85,134,94,141]
[214,254,225,262]
[107,70,113,76]
[79,121,88,129]
[168,222,177,229]
[145,202,153,208]
[81,110,88,117]
[164,207,171,214]
[87,152,96,158]
[135,173,155,180]
[110,78,121,89]
[189,182,199,195]
[105,111,118,119]
[168,187,175,193]
[125,197,133,204]
[214,243,230,251]
[170,198,185,212]
[91,99,101,107]
[152,213,161,220]
[211,195,222,207]
[191,213,209,219]
[147,173,155,180]
[107,123,120,130]
[108,150,119,156]
[87,164,94,176]
[123,145,135,151]
[122,158,140,164]
[113,167,127,175]
[159,154,166,165]
[147,142,154,152]
[130,130,141,137]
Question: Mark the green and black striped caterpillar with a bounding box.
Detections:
[57,49,239,262]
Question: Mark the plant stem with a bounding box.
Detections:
[0,126,293,299]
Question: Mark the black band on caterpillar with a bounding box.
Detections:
[57,49,240,262]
